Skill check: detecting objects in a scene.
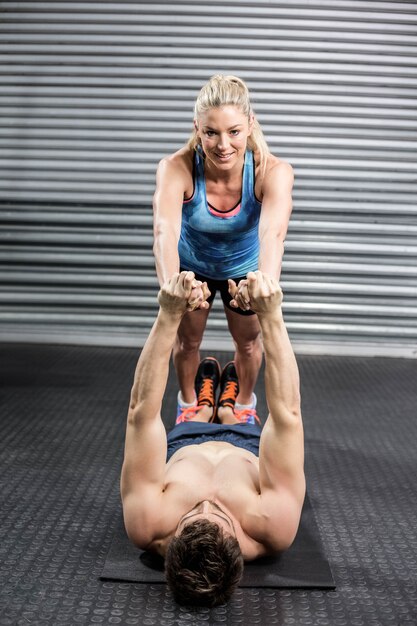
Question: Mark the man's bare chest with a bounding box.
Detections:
[163,444,261,507]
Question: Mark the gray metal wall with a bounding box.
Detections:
[1,1,416,356]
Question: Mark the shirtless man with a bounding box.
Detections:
[121,270,305,607]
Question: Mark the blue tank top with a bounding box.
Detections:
[178,148,262,280]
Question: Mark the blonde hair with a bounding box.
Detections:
[187,74,270,176]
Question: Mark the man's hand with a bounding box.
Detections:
[228,278,250,311]
[157,271,196,315]
[186,280,211,311]
[245,271,283,315]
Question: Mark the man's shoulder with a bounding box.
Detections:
[242,487,304,554]
[122,488,165,550]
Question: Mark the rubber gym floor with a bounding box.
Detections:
[1,343,416,626]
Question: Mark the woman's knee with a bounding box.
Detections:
[175,332,202,355]
[175,315,207,354]
[174,306,211,354]
[227,314,261,348]
[234,333,262,358]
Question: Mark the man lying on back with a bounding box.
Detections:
[121,270,305,606]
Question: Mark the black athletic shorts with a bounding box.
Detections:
[181,268,256,316]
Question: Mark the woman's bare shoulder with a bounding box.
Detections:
[158,146,194,174]
[264,153,292,173]
[254,152,293,198]
[254,151,292,174]
[155,147,194,198]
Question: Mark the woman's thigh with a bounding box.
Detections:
[224,305,261,346]
[176,303,213,349]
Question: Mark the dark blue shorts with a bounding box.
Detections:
[166,421,262,462]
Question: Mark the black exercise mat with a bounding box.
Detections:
[100,494,335,588]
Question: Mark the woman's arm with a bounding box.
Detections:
[258,160,294,281]
[229,160,294,311]
[152,152,208,310]
[152,154,190,285]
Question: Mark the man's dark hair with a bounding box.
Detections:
[165,518,244,607]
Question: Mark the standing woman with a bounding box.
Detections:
[153,75,294,422]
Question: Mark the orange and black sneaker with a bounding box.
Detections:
[195,357,221,419]
[218,361,239,412]
[175,358,220,425]
[218,362,261,426]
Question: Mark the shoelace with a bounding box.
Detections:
[198,378,215,406]
[219,380,238,405]
[176,404,206,424]
[233,408,261,426]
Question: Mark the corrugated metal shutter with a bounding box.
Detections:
[1,1,416,356]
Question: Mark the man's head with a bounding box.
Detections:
[165,501,244,606]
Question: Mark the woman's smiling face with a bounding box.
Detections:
[195,105,253,171]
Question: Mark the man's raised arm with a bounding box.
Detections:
[246,271,305,550]
[121,271,207,546]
